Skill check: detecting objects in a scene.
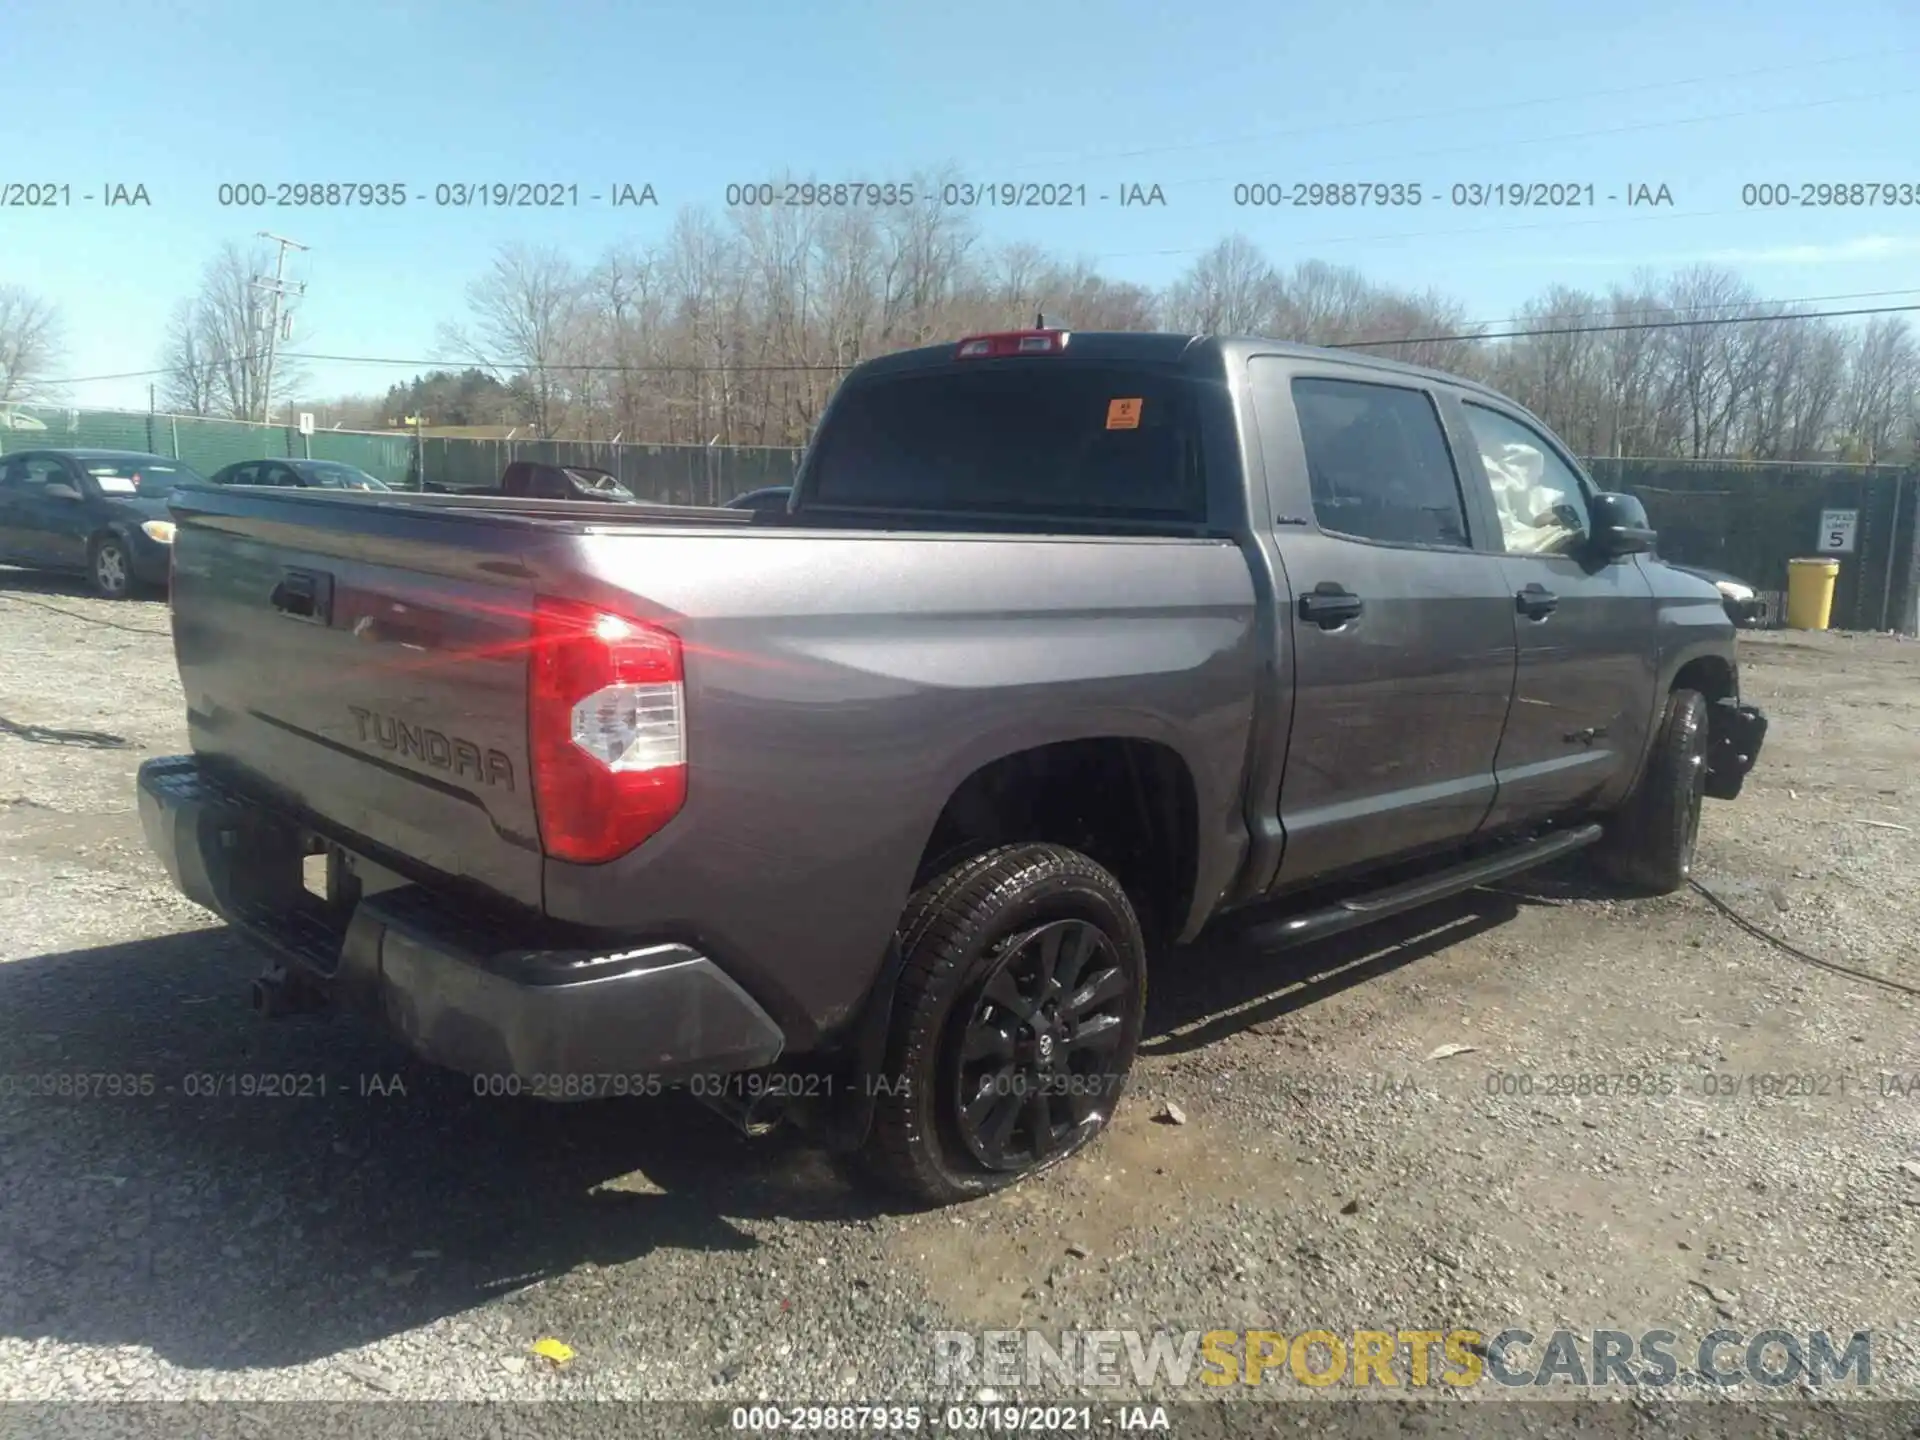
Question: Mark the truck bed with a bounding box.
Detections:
[163,481,1262,1046]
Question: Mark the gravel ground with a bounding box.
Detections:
[0,567,1916,1427]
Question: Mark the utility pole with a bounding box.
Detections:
[252,232,308,425]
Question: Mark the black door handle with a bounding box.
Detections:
[271,567,333,624]
[1299,582,1363,629]
[1516,582,1558,619]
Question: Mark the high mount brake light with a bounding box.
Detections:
[954,328,1070,358]
[528,595,686,864]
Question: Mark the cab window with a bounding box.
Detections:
[1459,404,1592,558]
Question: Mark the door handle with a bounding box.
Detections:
[1299,582,1364,629]
[1516,582,1558,619]
[271,567,334,624]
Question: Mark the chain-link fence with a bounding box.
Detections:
[0,406,416,485]
[1591,458,1918,633]
[2,407,1914,630]
[0,406,801,506]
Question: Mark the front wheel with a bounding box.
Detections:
[860,843,1147,1205]
[1592,687,1709,895]
[89,534,133,600]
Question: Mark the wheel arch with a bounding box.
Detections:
[832,735,1199,1156]
[910,735,1201,953]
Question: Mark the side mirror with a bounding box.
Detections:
[44,482,82,502]
[1589,492,1656,558]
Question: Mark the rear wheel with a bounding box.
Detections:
[89,534,132,600]
[1592,687,1709,895]
[861,843,1146,1205]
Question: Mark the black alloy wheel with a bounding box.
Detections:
[950,917,1131,1172]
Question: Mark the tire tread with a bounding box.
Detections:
[862,843,1143,1205]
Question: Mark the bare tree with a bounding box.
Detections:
[1838,316,1918,462]
[0,285,64,406]
[158,298,218,415]
[445,244,588,439]
[421,202,1920,461]
[1163,237,1278,334]
[158,242,306,420]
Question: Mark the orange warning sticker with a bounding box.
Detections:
[1106,397,1143,430]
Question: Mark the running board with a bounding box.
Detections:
[1231,823,1604,951]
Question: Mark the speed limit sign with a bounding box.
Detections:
[1818,508,1858,553]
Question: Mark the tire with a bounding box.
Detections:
[860,843,1147,1206]
[89,534,133,600]
[1592,688,1709,895]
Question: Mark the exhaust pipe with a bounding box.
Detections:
[695,1084,788,1138]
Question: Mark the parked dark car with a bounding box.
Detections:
[0,448,206,598]
[1662,560,1763,627]
[208,458,393,492]
[139,328,1767,1202]
[499,461,637,502]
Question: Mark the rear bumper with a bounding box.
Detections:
[136,755,785,1089]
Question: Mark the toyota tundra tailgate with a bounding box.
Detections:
[165,485,552,908]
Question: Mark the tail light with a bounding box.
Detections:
[955,328,1070,358]
[528,595,686,864]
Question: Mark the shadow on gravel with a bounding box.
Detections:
[0,927,881,1372]
[1142,888,1521,1056]
[0,860,1586,1371]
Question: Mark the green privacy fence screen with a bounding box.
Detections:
[0,406,801,504]
[0,406,416,486]
[2,406,1913,630]
[1589,458,1918,633]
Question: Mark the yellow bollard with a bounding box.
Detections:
[1785,557,1840,630]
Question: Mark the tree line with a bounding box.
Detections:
[4,170,1917,463]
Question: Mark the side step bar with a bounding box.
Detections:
[1231,823,1604,951]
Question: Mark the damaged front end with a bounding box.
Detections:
[1705,698,1768,801]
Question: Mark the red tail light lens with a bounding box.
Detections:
[528,595,686,864]
[955,328,1070,358]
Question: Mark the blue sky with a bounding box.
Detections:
[6,0,1920,410]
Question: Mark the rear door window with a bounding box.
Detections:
[1291,377,1472,549]
[805,365,1204,523]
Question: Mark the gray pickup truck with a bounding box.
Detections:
[137,328,1766,1203]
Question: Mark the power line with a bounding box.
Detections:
[41,297,1920,395]
[1006,47,1920,172]
[39,300,1920,390]
[1328,301,1920,351]
[1436,288,1920,336]
[1093,206,1742,263]
[47,286,1920,388]
[1139,84,1920,193]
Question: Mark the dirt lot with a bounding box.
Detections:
[0,566,1916,1422]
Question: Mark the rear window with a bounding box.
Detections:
[805,365,1204,523]
[86,460,204,497]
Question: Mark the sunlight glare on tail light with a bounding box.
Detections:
[529,595,687,864]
